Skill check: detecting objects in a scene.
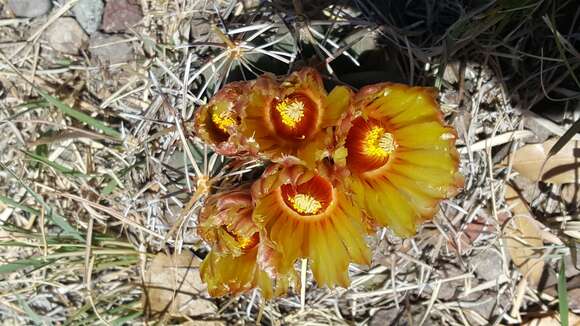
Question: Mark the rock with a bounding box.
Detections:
[462,291,510,324]
[370,305,438,326]
[523,116,553,144]
[369,308,399,326]
[101,0,143,33]
[570,288,580,313]
[89,33,134,64]
[44,18,88,54]
[435,263,465,300]
[8,0,52,17]
[72,0,104,34]
[143,252,210,317]
[473,248,504,282]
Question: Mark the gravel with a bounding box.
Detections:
[72,0,104,35]
[8,0,51,18]
[89,33,134,64]
[43,17,89,54]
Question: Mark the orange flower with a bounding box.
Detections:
[194,81,254,156]
[252,161,371,288]
[200,247,293,299]
[197,189,259,257]
[198,189,294,299]
[342,83,463,237]
[241,67,353,166]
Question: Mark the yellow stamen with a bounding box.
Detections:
[238,235,255,250]
[211,109,236,133]
[224,224,257,250]
[275,99,305,128]
[363,126,395,158]
[288,194,322,215]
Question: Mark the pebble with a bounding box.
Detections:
[473,248,504,282]
[44,18,88,54]
[72,0,104,35]
[8,0,52,18]
[101,0,143,33]
[89,33,134,64]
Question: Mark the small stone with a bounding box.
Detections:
[570,288,580,313]
[89,33,134,64]
[44,18,88,54]
[473,248,504,282]
[8,0,52,17]
[461,291,510,323]
[435,263,465,300]
[370,305,436,326]
[72,0,104,34]
[369,309,399,326]
[101,0,143,33]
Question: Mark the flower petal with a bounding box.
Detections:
[321,86,353,128]
[197,188,259,257]
[394,122,456,151]
[200,247,293,299]
[193,81,252,156]
[345,83,462,236]
[252,164,371,287]
[241,68,352,167]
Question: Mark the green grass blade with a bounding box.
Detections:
[102,177,119,196]
[0,51,121,140]
[0,163,84,242]
[16,295,44,324]
[558,258,569,326]
[0,196,42,216]
[36,88,122,140]
[111,312,142,326]
[22,150,87,177]
[0,257,54,274]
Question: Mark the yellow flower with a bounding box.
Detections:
[241,67,353,166]
[343,83,463,237]
[197,189,259,257]
[201,247,294,299]
[194,82,254,156]
[251,161,371,288]
[198,189,294,298]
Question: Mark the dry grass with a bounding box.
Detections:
[0,0,578,324]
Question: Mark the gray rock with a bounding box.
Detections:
[473,248,504,282]
[369,308,399,326]
[435,263,464,300]
[101,0,143,33]
[461,291,510,324]
[72,0,104,34]
[89,33,134,64]
[370,305,437,326]
[44,18,88,54]
[8,0,52,17]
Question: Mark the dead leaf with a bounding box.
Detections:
[564,221,580,240]
[451,215,495,255]
[511,138,580,184]
[504,185,545,286]
[143,251,216,317]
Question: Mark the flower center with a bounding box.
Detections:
[346,117,397,174]
[211,109,236,133]
[237,233,259,250]
[363,127,395,158]
[288,194,322,214]
[269,92,318,140]
[223,225,259,251]
[280,175,333,216]
[275,99,305,128]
